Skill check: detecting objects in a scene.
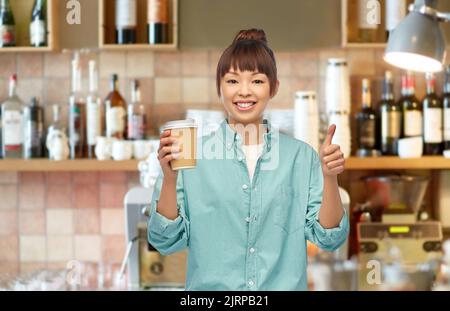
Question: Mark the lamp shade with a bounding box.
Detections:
[384,10,446,73]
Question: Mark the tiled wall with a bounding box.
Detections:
[0,47,448,277]
[0,171,140,277]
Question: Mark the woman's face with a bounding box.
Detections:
[220,68,278,125]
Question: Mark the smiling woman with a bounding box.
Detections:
[149,28,349,291]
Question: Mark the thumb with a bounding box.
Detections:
[324,124,336,146]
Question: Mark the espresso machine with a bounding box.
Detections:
[356,175,443,290]
[123,187,187,290]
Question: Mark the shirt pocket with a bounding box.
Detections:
[273,184,304,234]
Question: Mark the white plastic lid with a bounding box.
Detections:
[161,118,198,131]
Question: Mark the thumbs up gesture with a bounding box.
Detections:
[319,124,345,177]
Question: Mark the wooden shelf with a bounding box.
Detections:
[341,0,414,48]
[1,157,450,172]
[345,156,450,170]
[0,0,58,53]
[99,0,178,51]
[0,159,140,172]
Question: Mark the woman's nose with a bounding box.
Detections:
[238,82,251,96]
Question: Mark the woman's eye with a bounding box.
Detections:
[253,80,264,84]
[226,79,238,84]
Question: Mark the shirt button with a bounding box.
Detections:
[242,184,248,190]
[248,280,254,287]
[245,217,251,222]
[249,248,255,253]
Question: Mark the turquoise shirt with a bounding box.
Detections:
[148,118,349,291]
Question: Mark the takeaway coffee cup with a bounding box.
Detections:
[161,119,198,170]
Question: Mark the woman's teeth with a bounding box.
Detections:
[235,102,256,110]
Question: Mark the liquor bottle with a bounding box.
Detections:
[380,71,402,155]
[30,0,47,47]
[444,66,450,151]
[385,0,406,40]
[105,74,127,139]
[356,79,377,153]
[357,0,378,43]
[127,80,146,140]
[1,74,24,158]
[0,0,15,47]
[116,0,137,44]
[401,72,423,138]
[86,60,103,158]
[68,55,87,159]
[423,72,443,155]
[148,0,168,44]
[23,97,44,158]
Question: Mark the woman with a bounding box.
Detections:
[148,28,349,291]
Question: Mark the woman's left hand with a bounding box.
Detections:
[319,124,345,177]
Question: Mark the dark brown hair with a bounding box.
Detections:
[216,28,278,96]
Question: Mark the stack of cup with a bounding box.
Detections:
[264,109,294,136]
[325,58,352,157]
[294,91,320,152]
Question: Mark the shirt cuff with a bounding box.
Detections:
[313,207,349,242]
[148,199,183,234]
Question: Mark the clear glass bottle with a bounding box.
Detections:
[68,54,87,159]
[127,80,146,140]
[86,60,103,159]
[1,74,24,158]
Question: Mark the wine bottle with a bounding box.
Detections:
[105,74,127,139]
[356,79,377,153]
[86,60,103,159]
[444,66,450,151]
[401,72,423,138]
[148,0,168,44]
[30,0,47,47]
[116,0,137,44]
[357,0,379,43]
[69,56,87,159]
[423,72,443,155]
[0,0,15,47]
[380,71,402,155]
[23,97,44,159]
[127,80,146,140]
[1,74,24,158]
[385,0,406,40]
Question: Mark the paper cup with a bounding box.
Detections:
[161,119,198,170]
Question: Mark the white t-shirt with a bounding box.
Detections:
[241,143,265,183]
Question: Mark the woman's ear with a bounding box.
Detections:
[271,80,280,98]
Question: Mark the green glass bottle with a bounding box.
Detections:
[0,0,16,47]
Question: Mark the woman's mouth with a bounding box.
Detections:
[234,101,257,111]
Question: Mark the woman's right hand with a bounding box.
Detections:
[157,130,181,182]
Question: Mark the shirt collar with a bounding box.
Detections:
[216,117,276,151]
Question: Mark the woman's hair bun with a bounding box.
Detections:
[232,28,267,44]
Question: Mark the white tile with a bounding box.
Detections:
[126,51,154,78]
[154,77,181,104]
[47,236,74,262]
[20,236,46,262]
[100,209,125,235]
[74,235,102,262]
[99,52,126,79]
[46,209,74,235]
[182,77,209,104]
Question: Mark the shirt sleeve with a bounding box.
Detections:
[147,171,190,256]
[304,151,349,252]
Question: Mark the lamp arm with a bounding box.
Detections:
[409,3,450,22]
